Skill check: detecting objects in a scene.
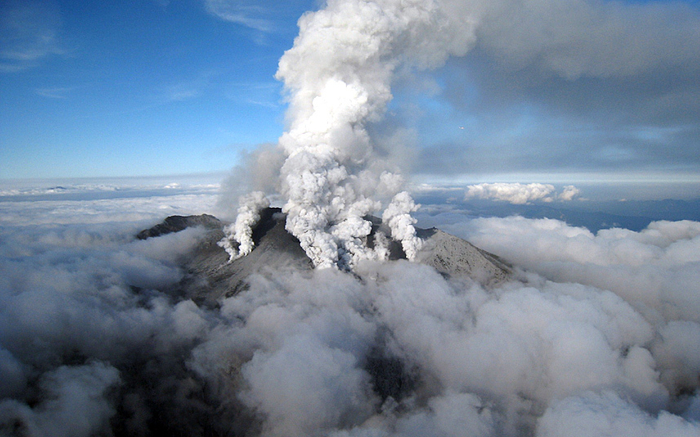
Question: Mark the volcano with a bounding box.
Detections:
[139,208,511,307]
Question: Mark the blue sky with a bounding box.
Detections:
[2,0,700,196]
[0,0,315,179]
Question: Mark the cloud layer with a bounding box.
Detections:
[464,183,581,204]
[1,186,699,436]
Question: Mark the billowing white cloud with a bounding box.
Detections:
[447,216,700,332]
[0,362,120,437]
[537,391,700,437]
[558,184,581,201]
[0,223,215,434]
[464,182,580,204]
[188,242,699,436]
[2,186,700,435]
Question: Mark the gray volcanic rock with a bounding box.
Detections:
[139,208,510,306]
[137,214,222,240]
[182,208,313,306]
[415,228,511,287]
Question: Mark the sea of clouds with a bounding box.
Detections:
[0,182,698,436]
[3,0,700,433]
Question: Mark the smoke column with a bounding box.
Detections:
[219,191,270,261]
[220,0,700,268]
[222,0,476,269]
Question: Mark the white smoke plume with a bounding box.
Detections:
[253,0,697,269]
[382,191,423,260]
[219,191,270,261]
[221,0,477,269]
[228,0,679,267]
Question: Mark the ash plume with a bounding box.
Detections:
[222,0,477,269]
[220,0,700,269]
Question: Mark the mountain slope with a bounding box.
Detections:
[140,208,511,306]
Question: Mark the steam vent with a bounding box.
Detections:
[138,209,511,307]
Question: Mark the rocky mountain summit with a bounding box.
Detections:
[140,208,511,307]
[111,210,514,433]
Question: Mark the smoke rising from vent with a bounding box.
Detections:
[222,0,477,269]
[220,191,270,261]
[222,0,700,266]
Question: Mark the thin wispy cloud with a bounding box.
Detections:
[34,86,75,99]
[0,0,65,73]
[157,71,222,103]
[245,98,279,109]
[204,0,275,33]
[164,82,202,101]
[224,81,282,108]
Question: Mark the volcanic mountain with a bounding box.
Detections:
[139,208,511,307]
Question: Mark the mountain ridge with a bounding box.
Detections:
[139,208,511,307]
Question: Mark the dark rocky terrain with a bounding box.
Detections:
[136,214,223,240]
[31,209,508,437]
[140,208,511,307]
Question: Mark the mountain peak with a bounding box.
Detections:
[139,208,511,306]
